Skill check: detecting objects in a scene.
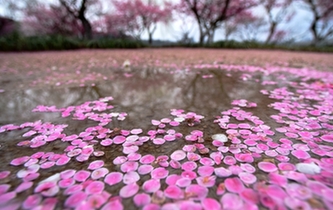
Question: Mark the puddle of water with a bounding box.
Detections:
[0,67,332,209]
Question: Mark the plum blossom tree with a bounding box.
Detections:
[23,3,82,37]
[178,0,259,45]
[301,0,333,44]
[58,0,101,39]
[261,0,294,44]
[105,0,173,44]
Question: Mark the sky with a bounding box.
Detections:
[0,0,314,43]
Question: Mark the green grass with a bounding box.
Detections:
[0,33,332,52]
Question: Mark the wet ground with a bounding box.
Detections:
[0,49,333,209]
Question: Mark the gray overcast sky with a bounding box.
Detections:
[0,0,314,42]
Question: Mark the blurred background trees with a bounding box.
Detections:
[0,0,332,47]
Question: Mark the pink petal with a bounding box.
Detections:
[123,171,140,184]
[91,168,109,180]
[134,193,151,207]
[239,172,257,184]
[56,155,70,166]
[64,184,83,195]
[85,181,104,194]
[164,185,183,199]
[65,191,87,208]
[58,178,75,188]
[321,134,333,143]
[102,198,123,210]
[170,150,186,161]
[15,182,33,193]
[225,177,244,193]
[201,198,221,210]
[143,179,161,193]
[60,169,76,179]
[176,177,192,187]
[113,136,126,144]
[185,184,208,200]
[258,162,278,172]
[87,194,107,209]
[196,176,216,187]
[10,156,30,166]
[138,165,154,175]
[74,170,91,182]
[181,161,197,171]
[121,161,138,173]
[0,191,16,205]
[0,171,10,180]
[88,160,105,170]
[119,183,139,198]
[221,193,243,209]
[291,150,311,159]
[104,172,123,186]
[140,155,155,164]
[151,167,169,179]
[214,167,232,177]
[240,188,259,204]
[23,194,41,209]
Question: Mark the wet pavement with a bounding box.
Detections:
[0,51,333,209]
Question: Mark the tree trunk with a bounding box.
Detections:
[78,0,92,39]
[265,22,277,44]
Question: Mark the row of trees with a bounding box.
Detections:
[0,0,332,45]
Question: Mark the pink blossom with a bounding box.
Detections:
[181,161,197,171]
[258,162,278,172]
[225,177,244,193]
[214,167,232,177]
[88,160,104,170]
[196,175,216,187]
[143,179,161,193]
[15,181,33,193]
[292,150,311,159]
[85,181,104,194]
[240,188,259,204]
[134,193,151,207]
[140,154,155,164]
[119,183,139,198]
[104,172,123,186]
[164,185,184,199]
[185,184,208,200]
[138,165,154,175]
[239,172,257,184]
[87,194,107,209]
[170,150,186,161]
[221,193,244,209]
[23,194,42,209]
[201,198,221,210]
[65,191,87,208]
[151,167,169,179]
[10,156,30,166]
[74,170,91,182]
[123,171,140,184]
[120,161,138,173]
[91,168,109,180]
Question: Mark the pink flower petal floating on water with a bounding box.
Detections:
[214,167,232,177]
[239,172,257,184]
[268,173,287,187]
[60,169,76,179]
[102,197,123,210]
[240,163,256,173]
[65,191,87,208]
[104,172,123,186]
[170,150,186,161]
[0,191,16,205]
[181,161,198,171]
[196,176,216,187]
[100,139,113,146]
[292,150,311,160]
[34,182,59,197]
[138,165,154,175]
[22,194,42,209]
[143,179,161,193]
[133,193,151,207]
[85,181,104,194]
[123,171,140,184]
[10,156,30,166]
[164,185,184,199]
[286,183,312,200]
[121,161,138,173]
[151,167,169,179]
[0,184,10,194]
[176,177,192,187]
[258,162,278,173]
[113,156,127,165]
[127,153,142,161]
[284,197,311,210]
[240,188,259,204]
[58,178,75,188]
[64,184,83,195]
[140,154,155,164]
[40,161,55,169]
[88,160,104,170]
[187,152,201,161]
[224,177,244,193]
[87,194,107,209]
[221,193,244,209]
[56,155,70,166]
[120,183,139,198]
[201,198,221,210]
[321,134,333,143]
[91,168,109,179]
[0,171,10,180]
[113,136,126,144]
[15,181,33,193]
[131,128,143,135]
[185,184,208,200]
[74,170,91,182]
[198,166,214,177]
[223,156,236,165]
